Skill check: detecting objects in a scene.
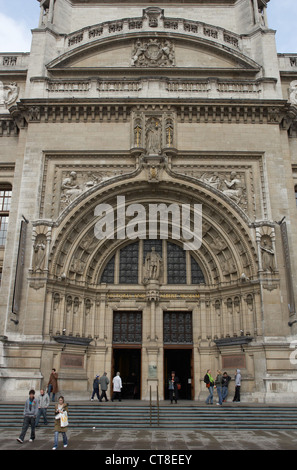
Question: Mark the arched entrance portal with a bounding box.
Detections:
[43,170,259,400]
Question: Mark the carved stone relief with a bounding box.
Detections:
[0,81,19,109]
[131,38,175,67]
[40,156,136,219]
[289,80,297,105]
[131,111,176,154]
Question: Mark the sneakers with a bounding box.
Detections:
[17,438,23,443]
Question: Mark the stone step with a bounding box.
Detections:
[1,403,297,430]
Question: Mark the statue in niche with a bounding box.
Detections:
[260,236,276,272]
[143,247,162,281]
[32,235,47,271]
[146,118,161,155]
[222,172,244,205]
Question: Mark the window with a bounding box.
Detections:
[113,311,142,343]
[295,185,297,206]
[0,185,12,247]
[163,311,193,344]
[99,240,205,285]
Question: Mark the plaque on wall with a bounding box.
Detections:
[222,354,246,370]
[61,353,84,369]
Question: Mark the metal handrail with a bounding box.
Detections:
[157,385,160,426]
[149,385,152,426]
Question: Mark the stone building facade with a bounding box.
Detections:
[0,0,297,402]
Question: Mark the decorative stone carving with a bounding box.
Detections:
[222,171,245,205]
[131,38,175,67]
[143,247,163,282]
[289,80,297,105]
[143,7,164,28]
[32,234,47,271]
[0,81,19,109]
[145,117,162,154]
[260,235,276,273]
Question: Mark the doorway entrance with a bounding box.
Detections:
[164,348,193,400]
[112,348,141,399]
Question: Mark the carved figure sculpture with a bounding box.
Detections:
[144,247,162,281]
[260,236,275,272]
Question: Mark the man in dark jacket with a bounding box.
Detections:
[17,389,39,443]
[91,375,101,401]
[99,372,110,402]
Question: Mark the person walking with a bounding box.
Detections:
[17,389,38,443]
[168,371,179,404]
[47,368,58,402]
[215,370,223,406]
[99,372,110,402]
[111,372,122,402]
[233,369,241,402]
[35,388,50,427]
[204,369,215,404]
[52,396,69,450]
[222,371,231,402]
[91,375,101,401]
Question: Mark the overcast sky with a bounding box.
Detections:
[0,0,296,53]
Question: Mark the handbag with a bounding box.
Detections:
[60,411,68,427]
[206,383,210,388]
[177,383,181,390]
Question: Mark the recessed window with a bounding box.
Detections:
[0,185,12,247]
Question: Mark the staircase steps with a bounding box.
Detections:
[1,403,297,430]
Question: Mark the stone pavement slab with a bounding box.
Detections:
[2,426,297,452]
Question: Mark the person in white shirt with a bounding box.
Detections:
[111,372,122,402]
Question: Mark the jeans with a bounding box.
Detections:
[54,431,68,448]
[91,388,101,400]
[48,385,55,402]
[19,416,36,441]
[216,385,223,405]
[222,386,229,402]
[205,385,214,404]
[35,408,48,426]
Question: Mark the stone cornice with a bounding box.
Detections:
[9,97,289,125]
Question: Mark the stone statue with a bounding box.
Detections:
[33,236,46,271]
[144,247,162,281]
[146,119,161,154]
[260,237,275,272]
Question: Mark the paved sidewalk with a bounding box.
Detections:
[2,426,297,451]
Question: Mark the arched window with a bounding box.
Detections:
[0,184,12,247]
[99,240,205,285]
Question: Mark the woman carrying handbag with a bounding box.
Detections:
[52,396,69,450]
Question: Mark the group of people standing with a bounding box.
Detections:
[204,369,241,405]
